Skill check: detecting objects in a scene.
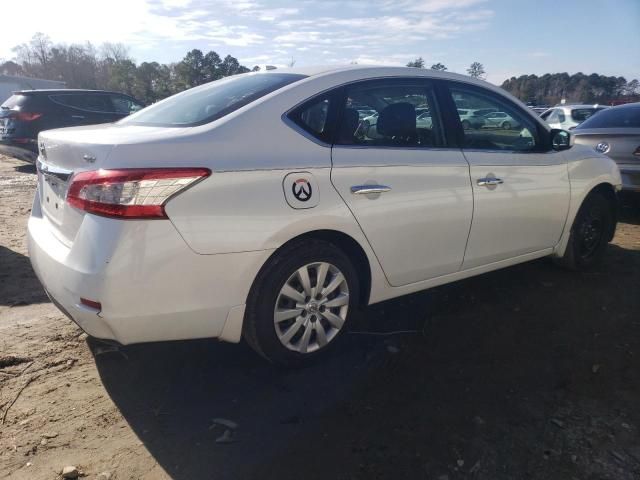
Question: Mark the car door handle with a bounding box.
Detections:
[71,115,85,119]
[477,177,504,187]
[350,185,392,195]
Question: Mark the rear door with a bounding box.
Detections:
[445,83,570,269]
[330,78,473,286]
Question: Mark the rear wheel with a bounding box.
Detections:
[502,121,511,130]
[243,239,359,366]
[555,192,615,270]
[461,120,471,130]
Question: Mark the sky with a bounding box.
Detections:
[1,0,638,85]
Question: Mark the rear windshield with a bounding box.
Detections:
[119,73,307,127]
[1,94,29,109]
[576,105,640,129]
[571,108,605,122]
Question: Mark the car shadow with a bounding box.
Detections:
[619,203,640,226]
[15,163,37,175]
[91,291,433,480]
[0,245,48,306]
[92,245,640,480]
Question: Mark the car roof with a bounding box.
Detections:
[270,64,493,87]
[13,89,133,96]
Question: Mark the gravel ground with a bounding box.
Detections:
[1,153,639,479]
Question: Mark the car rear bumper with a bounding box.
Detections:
[27,191,272,345]
[619,165,640,192]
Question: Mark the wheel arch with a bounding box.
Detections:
[584,182,618,241]
[251,229,373,308]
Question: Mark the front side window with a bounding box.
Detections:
[120,72,306,127]
[557,109,566,123]
[110,95,143,115]
[335,81,443,148]
[449,86,539,151]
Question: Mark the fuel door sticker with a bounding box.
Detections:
[283,172,319,209]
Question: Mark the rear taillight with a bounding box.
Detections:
[66,168,211,219]
[13,112,43,121]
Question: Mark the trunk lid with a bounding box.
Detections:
[573,128,640,165]
[36,123,185,245]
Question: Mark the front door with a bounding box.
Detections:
[446,84,570,269]
[330,79,473,287]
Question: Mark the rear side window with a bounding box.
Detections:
[571,108,605,123]
[335,80,443,148]
[50,94,113,113]
[288,96,334,143]
[576,105,640,129]
[120,73,307,127]
[449,86,539,151]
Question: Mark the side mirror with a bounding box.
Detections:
[551,129,573,151]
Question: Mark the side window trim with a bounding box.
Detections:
[441,81,551,153]
[49,94,116,115]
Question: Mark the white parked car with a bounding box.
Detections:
[28,66,622,365]
[541,104,608,130]
[482,111,520,129]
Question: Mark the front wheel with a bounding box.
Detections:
[243,239,359,366]
[555,192,615,270]
[502,121,511,130]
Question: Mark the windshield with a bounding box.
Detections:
[571,107,605,122]
[119,72,307,127]
[576,105,640,129]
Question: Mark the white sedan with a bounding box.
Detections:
[28,66,622,365]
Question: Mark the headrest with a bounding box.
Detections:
[377,103,416,139]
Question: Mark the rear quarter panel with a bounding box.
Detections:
[553,145,622,257]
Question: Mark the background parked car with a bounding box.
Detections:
[457,109,485,129]
[0,89,144,161]
[482,111,520,129]
[573,102,640,194]
[540,104,608,130]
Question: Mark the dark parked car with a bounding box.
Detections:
[573,102,640,194]
[0,89,144,161]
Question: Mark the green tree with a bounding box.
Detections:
[430,63,447,71]
[406,57,425,68]
[467,62,485,79]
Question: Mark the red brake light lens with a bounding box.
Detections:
[14,112,43,121]
[66,168,211,219]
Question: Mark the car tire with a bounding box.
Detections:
[461,120,471,130]
[555,192,615,271]
[243,238,360,367]
[502,121,511,130]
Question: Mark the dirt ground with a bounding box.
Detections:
[1,153,639,480]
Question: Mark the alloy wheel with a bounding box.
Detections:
[274,262,349,354]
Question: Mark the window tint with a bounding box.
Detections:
[571,107,605,122]
[449,87,538,151]
[336,81,442,148]
[557,109,566,123]
[120,73,306,127]
[50,94,112,113]
[576,105,640,129]
[110,95,143,115]
[288,96,332,142]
